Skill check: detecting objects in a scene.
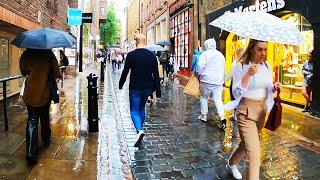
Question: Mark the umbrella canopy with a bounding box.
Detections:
[145,44,165,52]
[209,11,304,46]
[11,28,76,49]
[156,40,172,46]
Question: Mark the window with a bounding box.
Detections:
[0,37,9,79]
[100,8,105,14]
[0,37,9,95]
[170,9,191,69]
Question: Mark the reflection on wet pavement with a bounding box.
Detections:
[97,64,133,179]
[0,63,102,179]
[110,72,320,179]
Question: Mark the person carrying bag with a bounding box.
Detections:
[20,49,62,165]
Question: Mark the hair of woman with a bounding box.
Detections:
[239,39,265,64]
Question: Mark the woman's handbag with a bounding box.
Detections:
[265,88,282,131]
[184,74,200,98]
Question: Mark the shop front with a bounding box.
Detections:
[0,8,40,99]
[206,0,320,108]
[169,0,194,76]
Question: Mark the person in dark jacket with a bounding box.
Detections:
[119,34,161,147]
[301,50,314,112]
[20,49,62,164]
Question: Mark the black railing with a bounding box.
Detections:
[0,75,24,131]
[0,67,66,132]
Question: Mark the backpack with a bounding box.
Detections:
[159,52,168,64]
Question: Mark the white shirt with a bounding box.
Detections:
[197,49,225,85]
[243,63,271,99]
[231,61,275,111]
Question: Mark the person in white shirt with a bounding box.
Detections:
[196,38,226,130]
[168,54,174,76]
[226,39,281,180]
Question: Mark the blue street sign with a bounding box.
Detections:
[68,8,82,26]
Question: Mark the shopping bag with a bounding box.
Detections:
[19,78,26,97]
[158,65,164,78]
[265,88,282,131]
[184,74,200,98]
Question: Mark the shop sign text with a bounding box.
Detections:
[230,0,286,13]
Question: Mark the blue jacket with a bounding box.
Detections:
[191,50,201,71]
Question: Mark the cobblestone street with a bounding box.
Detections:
[106,66,320,179]
[1,63,320,179]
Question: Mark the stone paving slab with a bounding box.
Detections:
[110,72,320,179]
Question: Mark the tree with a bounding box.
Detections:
[100,3,121,48]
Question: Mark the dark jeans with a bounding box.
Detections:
[26,102,51,158]
[129,90,150,133]
[112,59,117,71]
[168,65,174,75]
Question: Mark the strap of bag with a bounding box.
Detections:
[48,51,56,80]
[276,87,280,97]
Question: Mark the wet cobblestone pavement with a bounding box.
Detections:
[1,62,320,179]
[108,70,320,179]
[0,63,103,179]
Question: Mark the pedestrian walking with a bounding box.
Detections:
[301,50,313,113]
[111,50,117,71]
[191,49,201,72]
[226,39,281,180]
[20,49,62,165]
[59,50,69,78]
[119,34,161,147]
[168,54,174,76]
[117,54,122,71]
[196,38,227,130]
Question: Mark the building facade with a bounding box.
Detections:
[0,0,69,98]
[142,0,169,45]
[127,0,140,48]
[99,0,107,23]
[193,0,232,50]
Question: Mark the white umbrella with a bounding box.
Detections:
[145,44,165,52]
[209,11,304,46]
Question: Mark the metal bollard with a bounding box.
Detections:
[87,73,99,132]
[100,58,105,82]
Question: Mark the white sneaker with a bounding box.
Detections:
[226,161,242,179]
[134,130,145,147]
[198,115,207,122]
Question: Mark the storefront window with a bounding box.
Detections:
[275,13,313,105]
[170,9,191,69]
[0,37,9,79]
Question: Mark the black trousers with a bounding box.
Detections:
[26,102,51,158]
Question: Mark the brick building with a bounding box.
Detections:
[168,0,195,76]
[0,0,69,98]
[127,0,140,49]
[193,0,233,50]
[141,0,169,45]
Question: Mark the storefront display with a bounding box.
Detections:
[275,13,313,104]
[0,37,9,79]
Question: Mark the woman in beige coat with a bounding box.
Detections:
[226,39,281,180]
